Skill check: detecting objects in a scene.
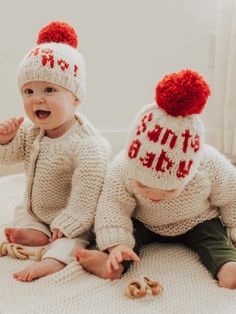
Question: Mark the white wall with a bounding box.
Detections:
[0,0,218,155]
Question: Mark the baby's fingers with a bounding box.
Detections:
[0,125,8,135]
[0,119,18,134]
[5,119,17,133]
[13,117,24,130]
[17,117,24,127]
[123,249,140,263]
[115,251,123,263]
[0,122,12,134]
[129,251,140,263]
[110,255,121,271]
[51,230,58,242]
[106,256,119,273]
[106,258,113,274]
[57,230,64,239]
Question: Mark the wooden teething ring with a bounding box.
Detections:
[141,275,163,296]
[125,275,163,299]
[0,242,45,261]
[124,277,147,299]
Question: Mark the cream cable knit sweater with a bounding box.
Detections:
[95,144,236,251]
[0,114,111,238]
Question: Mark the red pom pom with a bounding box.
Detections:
[37,21,78,48]
[155,70,211,117]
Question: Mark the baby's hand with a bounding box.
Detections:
[107,244,140,273]
[0,117,24,145]
[51,228,65,242]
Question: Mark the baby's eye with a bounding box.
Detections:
[23,88,33,95]
[45,87,56,93]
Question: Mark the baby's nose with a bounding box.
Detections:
[33,95,45,104]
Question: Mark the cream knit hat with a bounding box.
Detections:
[126,70,211,190]
[17,21,85,103]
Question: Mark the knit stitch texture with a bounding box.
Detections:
[1,174,236,314]
[0,113,111,238]
[95,145,236,251]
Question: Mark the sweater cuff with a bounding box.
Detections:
[226,227,236,242]
[96,227,135,251]
[51,213,88,238]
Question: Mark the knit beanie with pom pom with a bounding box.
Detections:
[17,21,85,103]
[126,70,211,190]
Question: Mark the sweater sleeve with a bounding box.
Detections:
[95,152,137,251]
[0,123,27,165]
[206,145,236,242]
[50,137,111,238]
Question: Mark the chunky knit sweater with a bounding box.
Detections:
[0,113,111,238]
[95,144,236,251]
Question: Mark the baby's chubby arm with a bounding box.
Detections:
[50,137,111,238]
[106,244,140,273]
[206,145,236,242]
[95,152,137,251]
[0,117,24,145]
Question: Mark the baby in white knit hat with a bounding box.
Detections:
[77,70,236,289]
[0,21,110,281]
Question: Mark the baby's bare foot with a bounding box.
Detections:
[4,227,49,246]
[13,258,65,282]
[76,248,123,280]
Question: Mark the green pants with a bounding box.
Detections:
[123,218,236,278]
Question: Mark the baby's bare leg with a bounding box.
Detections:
[76,248,123,280]
[4,227,49,246]
[13,258,65,282]
[217,262,236,289]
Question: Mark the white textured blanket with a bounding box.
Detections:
[0,174,236,314]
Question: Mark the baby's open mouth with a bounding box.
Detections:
[35,110,51,119]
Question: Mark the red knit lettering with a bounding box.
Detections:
[155,150,174,173]
[41,49,54,68]
[74,64,79,77]
[136,113,153,136]
[57,59,69,71]
[128,139,141,159]
[42,49,53,54]
[191,134,200,152]
[176,160,193,178]
[28,47,40,57]
[140,152,156,168]
[182,129,192,153]
[147,124,163,143]
[161,129,178,148]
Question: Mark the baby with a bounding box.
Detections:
[77,70,236,289]
[0,21,110,281]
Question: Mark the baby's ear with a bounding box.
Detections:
[74,97,80,105]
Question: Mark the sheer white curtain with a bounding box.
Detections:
[212,0,236,157]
